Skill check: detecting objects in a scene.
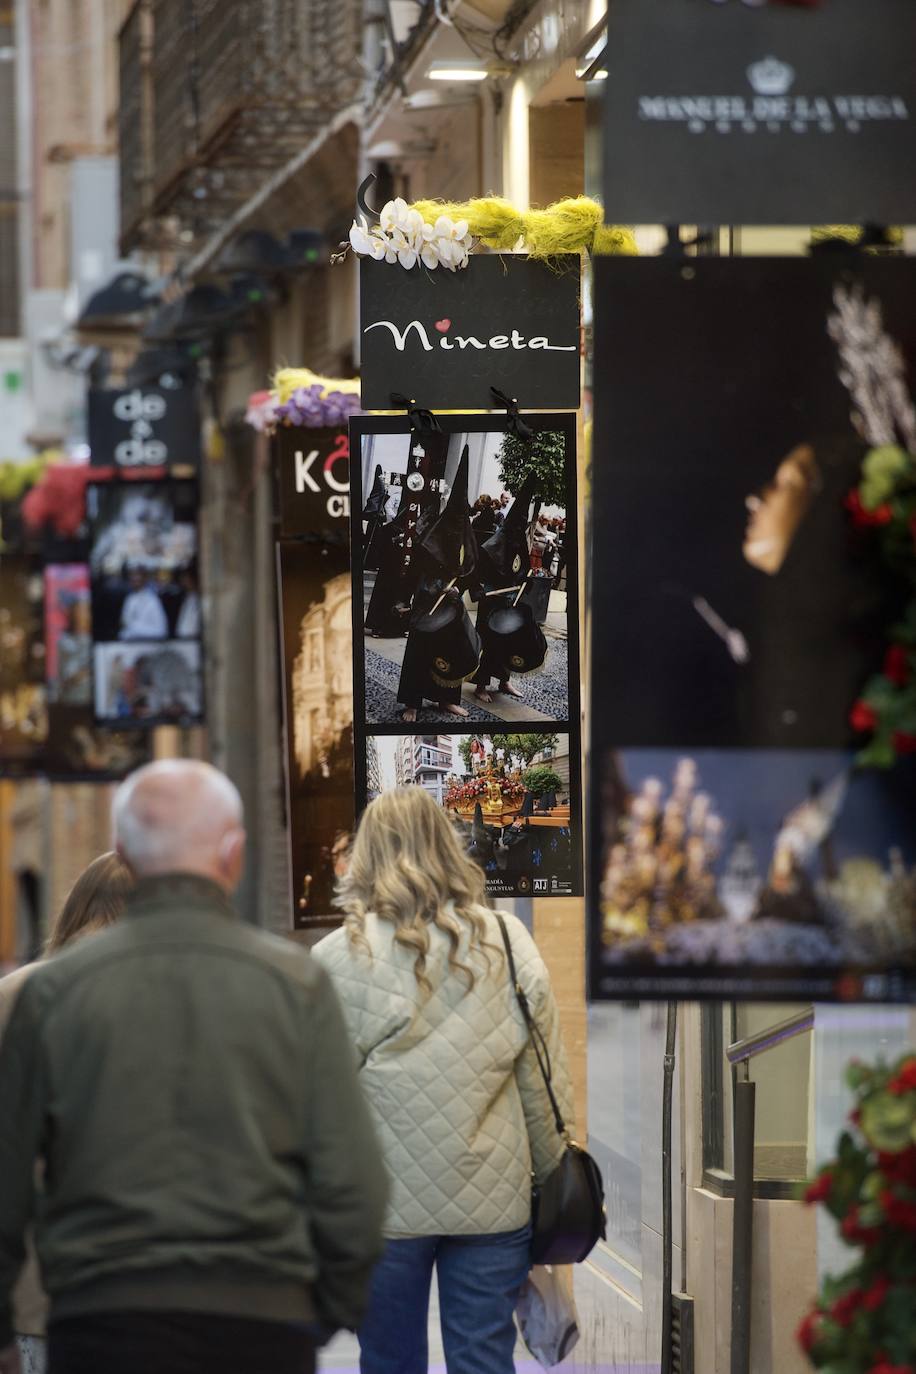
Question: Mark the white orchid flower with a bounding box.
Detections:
[379,198,411,233]
[435,214,469,242]
[420,241,440,270]
[348,215,388,261]
[349,215,374,254]
[353,201,473,271]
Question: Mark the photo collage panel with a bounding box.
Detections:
[87,480,204,726]
[350,414,583,899]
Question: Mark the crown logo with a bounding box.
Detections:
[747,56,795,97]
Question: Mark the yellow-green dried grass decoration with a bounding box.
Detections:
[273,367,360,404]
[410,195,635,259]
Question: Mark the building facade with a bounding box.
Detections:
[292,571,351,779]
[395,733,455,804]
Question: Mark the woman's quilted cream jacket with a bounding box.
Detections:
[313,907,574,1239]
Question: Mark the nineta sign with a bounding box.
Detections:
[359,254,580,411]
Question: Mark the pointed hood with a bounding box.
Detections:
[419,442,478,581]
[518,790,536,819]
[388,429,450,529]
[362,464,388,519]
[479,469,539,584]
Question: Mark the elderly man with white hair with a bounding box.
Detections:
[0,760,388,1374]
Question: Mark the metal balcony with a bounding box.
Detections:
[119,0,362,250]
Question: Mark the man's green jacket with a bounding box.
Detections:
[0,873,389,1349]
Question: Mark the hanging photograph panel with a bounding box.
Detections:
[362,729,583,900]
[0,554,48,775]
[43,704,152,781]
[601,0,916,226]
[349,412,584,899]
[277,539,355,927]
[86,479,204,727]
[350,414,577,730]
[588,255,916,1001]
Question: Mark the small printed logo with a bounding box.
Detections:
[435,318,451,333]
[533,878,548,893]
[747,56,795,97]
[517,876,531,895]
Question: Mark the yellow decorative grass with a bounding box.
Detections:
[273,367,360,403]
[409,195,636,259]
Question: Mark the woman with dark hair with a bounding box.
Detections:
[0,852,133,1374]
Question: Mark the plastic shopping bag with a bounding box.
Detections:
[516,1264,581,1368]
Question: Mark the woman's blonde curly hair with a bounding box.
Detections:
[335,787,503,997]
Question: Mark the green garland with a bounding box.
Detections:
[798,1055,916,1374]
[847,446,916,767]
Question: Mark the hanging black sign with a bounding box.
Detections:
[358,255,581,411]
[588,255,916,1004]
[275,426,350,539]
[602,0,916,226]
[88,386,201,470]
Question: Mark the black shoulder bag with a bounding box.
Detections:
[496,914,607,1265]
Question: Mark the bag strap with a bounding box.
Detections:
[495,913,567,1139]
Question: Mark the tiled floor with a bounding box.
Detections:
[318,1269,661,1372]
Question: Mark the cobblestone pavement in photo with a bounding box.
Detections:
[364,650,501,723]
[364,637,569,726]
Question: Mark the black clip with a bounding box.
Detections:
[356,173,382,223]
[389,392,441,433]
[490,387,533,441]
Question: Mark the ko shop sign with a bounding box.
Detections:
[89,386,201,470]
[276,426,350,539]
[359,254,581,411]
[601,0,916,226]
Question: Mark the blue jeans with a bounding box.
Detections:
[359,1224,531,1374]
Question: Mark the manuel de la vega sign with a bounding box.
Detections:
[359,254,580,411]
[602,0,916,225]
[275,425,350,538]
[88,385,201,470]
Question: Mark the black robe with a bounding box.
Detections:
[473,588,514,688]
[364,517,419,637]
[397,578,464,708]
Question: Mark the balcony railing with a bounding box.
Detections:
[119,0,362,249]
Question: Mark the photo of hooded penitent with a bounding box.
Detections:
[357,422,573,726]
[278,542,354,926]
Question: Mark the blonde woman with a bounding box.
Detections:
[313,787,574,1374]
[0,852,133,1374]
